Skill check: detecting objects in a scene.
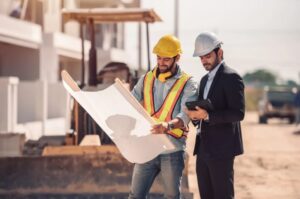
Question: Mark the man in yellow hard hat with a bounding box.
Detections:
[128,35,198,198]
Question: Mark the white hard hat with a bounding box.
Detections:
[193,32,223,57]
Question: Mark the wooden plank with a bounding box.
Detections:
[62,8,162,24]
[42,145,119,156]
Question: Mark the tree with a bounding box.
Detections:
[286,80,298,87]
[243,69,277,85]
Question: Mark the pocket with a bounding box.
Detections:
[162,151,184,165]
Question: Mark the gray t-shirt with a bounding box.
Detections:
[131,67,198,153]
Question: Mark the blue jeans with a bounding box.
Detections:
[128,151,185,199]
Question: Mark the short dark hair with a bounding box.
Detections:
[213,47,220,54]
[213,47,224,59]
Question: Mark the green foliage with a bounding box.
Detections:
[243,69,277,85]
[286,80,298,87]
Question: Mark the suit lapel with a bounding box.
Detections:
[207,64,225,99]
[198,75,208,100]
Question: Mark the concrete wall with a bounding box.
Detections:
[48,82,69,119]
[0,15,42,48]
[0,1,15,15]
[15,81,68,140]
[0,33,89,83]
[59,57,83,83]
[0,134,25,157]
[0,78,68,140]
[0,43,40,81]
[40,32,91,83]
[17,81,47,123]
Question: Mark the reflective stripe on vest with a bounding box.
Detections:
[143,70,191,138]
[143,71,155,115]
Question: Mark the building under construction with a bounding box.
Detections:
[0,0,193,198]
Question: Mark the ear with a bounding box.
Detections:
[218,49,223,59]
[175,54,180,62]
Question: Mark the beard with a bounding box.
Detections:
[158,65,168,72]
[158,63,174,73]
[157,57,176,73]
[204,57,219,71]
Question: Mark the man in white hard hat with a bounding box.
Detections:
[185,32,245,199]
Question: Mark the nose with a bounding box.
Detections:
[200,57,207,65]
[157,57,164,65]
[158,59,163,65]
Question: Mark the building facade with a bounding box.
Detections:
[0,0,140,142]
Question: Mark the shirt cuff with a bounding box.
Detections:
[176,113,190,126]
[204,113,209,121]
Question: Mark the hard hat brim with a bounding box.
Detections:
[193,42,223,57]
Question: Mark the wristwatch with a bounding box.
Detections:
[167,122,175,130]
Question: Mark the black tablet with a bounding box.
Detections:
[185,99,214,111]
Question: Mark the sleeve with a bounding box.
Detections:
[209,73,245,124]
[131,75,145,102]
[175,77,199,126]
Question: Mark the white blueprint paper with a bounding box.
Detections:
[61,71,175,163]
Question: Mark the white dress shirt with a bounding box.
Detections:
[203,60,224,99]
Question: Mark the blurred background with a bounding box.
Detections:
[0,0,299,198]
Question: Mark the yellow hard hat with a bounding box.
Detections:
[153,35,182,57]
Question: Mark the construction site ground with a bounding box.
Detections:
[186,111,300,199]
[1,111,300,199]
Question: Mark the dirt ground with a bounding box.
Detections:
[186,111,300,199]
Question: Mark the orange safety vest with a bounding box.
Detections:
[143,70,191,138]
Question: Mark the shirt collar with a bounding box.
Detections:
[207,60,224,80]
[173,65,183,79]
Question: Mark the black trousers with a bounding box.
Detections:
[196,155,235,199]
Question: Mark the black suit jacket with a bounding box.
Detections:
[193,63,245,159]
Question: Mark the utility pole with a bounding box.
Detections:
[137,0,142,75]
[174,0,179,38]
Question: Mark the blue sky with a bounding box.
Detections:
[132,0,300,83]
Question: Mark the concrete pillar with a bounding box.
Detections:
[40,33,59,83]
[0,77,19,133]
[39,80,48,136]
[65,94,72,133]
